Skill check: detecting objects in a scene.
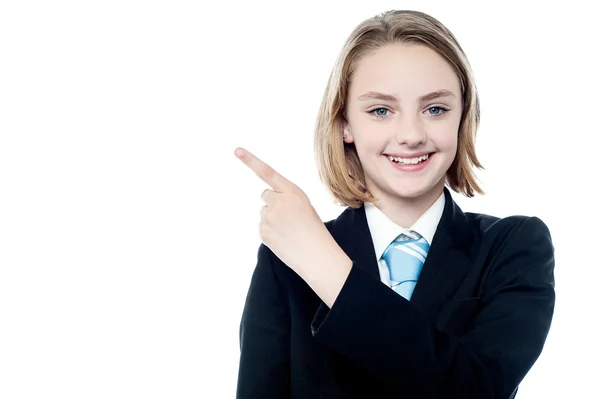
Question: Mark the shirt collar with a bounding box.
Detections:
[364,191,445,261]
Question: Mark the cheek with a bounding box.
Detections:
[352,119,394,147]
[352,123,385,148]
[356,136,388,161]
[354,138,379,160]
[428,122,459,152]
[440,134,458,152]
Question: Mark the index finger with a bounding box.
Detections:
[234,147,290,192]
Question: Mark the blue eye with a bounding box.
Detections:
[427,106,449,116]
[369,108,390,118]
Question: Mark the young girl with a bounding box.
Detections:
[235,9,555,398]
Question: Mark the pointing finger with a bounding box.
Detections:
[235,147,290,192]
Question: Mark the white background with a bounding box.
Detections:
[1,0,598,398]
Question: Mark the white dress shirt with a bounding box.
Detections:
[364,192,445,288]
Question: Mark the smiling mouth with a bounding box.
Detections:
[385,152,434,165]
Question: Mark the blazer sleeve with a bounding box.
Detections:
[310,216,555,399]
[237,244,290,398]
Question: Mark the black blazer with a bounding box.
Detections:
[237,188,555,398]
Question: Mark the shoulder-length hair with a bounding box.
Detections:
[314,10,484,208]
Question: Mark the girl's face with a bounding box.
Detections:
[343,42,462,208]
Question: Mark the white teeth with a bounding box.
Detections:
[387,154,430,164]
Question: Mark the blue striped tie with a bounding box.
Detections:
[382,231,430,300]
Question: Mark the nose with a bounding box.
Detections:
[394,114,427,147]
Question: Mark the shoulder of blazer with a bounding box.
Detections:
[324,218,336,231]
[465,213,555,292]
[465,212,553,252]
[323,208,354,237]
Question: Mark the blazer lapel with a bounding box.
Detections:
[329,202,380,281]
[409,188,475,320]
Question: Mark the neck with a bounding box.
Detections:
[370,183,445,228]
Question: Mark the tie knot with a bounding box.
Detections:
[394,230,422,243]
[382,231,430,261]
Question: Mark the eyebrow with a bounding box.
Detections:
[358,90,456,102]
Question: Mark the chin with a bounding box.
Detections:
[392,187,432,200]
[389,178,444,201]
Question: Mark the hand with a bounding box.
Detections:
[234,147,335,273]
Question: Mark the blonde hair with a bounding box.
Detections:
[314,10,484,208]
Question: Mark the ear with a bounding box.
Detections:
[342,119,354,143]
